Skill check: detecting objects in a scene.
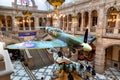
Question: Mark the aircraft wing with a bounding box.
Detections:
[6,39,67,49]
[76,35,96,44]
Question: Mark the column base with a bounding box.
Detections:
[95,63,105,74]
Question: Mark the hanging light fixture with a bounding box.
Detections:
[110,0,119,15]
[22,0,32,18]
[22,10,32,17]
[47,0,65,14]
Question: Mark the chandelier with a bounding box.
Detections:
[47,0,65,6]
[22,10,32,17]
[47,0,65,14]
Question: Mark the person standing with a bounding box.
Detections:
[68,72,74,80]
[9,52,13,60]
[91,68,96,79]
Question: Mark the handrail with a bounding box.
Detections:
[0,50,14,76]
[25,49,32,59]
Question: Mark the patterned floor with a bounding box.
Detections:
[11,52,60,80]
[11,61,31,80]
[104,68,120,80]
[10,52,120,80]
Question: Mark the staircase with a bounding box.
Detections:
[27,49,54,70]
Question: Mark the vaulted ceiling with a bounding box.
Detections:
[0,0,79,11]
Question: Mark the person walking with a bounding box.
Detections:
[9,52,13,60]
[91,68,96,79]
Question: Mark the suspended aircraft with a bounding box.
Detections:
[6,26,96,52]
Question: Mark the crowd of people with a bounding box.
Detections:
[9,50,22,61]
[56,48,96,80]
[70,62,96,80]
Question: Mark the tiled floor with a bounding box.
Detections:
[11,52,60,80]
[10,53,120,80]
[104,68,120,80]
[11,61,31,80]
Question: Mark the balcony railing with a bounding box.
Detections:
[106,27,114,33]
[118,28,120,34]
[77,27,81,31]
[83,27,86,31]
[90,26,96,32]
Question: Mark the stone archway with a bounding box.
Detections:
[94,38,120,73]
[105,44,120,70]
[84,11,89,28]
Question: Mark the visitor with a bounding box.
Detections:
[58,48,64,58]
[9,52,13,60]
[20,55,24,62]
[80,63,84,71]
[72,64,76,72]
[68,72,74,80]
[86,62,91,72]
[58,51,62,57]
[41,77,44,80]
[85,70,90,80]
[91,68,96,79]
[14,52,18,60]
[79,63,84,77]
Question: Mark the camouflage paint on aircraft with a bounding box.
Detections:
[7,26,96,51]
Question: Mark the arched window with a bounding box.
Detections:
[7,16,12,30]
[84,12,89,27]
[107,7,117,28]
[77,13,82,31]
[39,17,42,26]
[15,16,23,30]
[68,14,72,31]
[50,17,53,26]
[107,7,118,33]
[0,15,5,31]
[64,15,67,30]
[24,17,29,30]
[92,10,98,26]
[30,17,34,30]
[60,16,63,29]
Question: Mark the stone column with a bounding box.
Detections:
[104,13,108,35]
[95,47,105,73]
[88,11,92,32]
[72,14,77,35]
[31,0,36,7]
[67,15,69,31]
[14,0,17,4]
[62,16,64,30]
[5,16,8,31]
[114,14,119,34]
[34,17,39,30]
[12,16,18,31]
[28,17,31,31]
[56,17,60,28]
[23,17,25,30]
[46,17,50,26]
[96,6,105,37]
[42,17,44,26]
[81,12,84,31]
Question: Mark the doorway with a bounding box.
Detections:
[105,45,120,70]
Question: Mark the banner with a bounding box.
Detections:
[22,0,29,5]
[18,32,36,37]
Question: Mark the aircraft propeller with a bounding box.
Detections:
[84,28,88,43]
[81,28,92,51]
